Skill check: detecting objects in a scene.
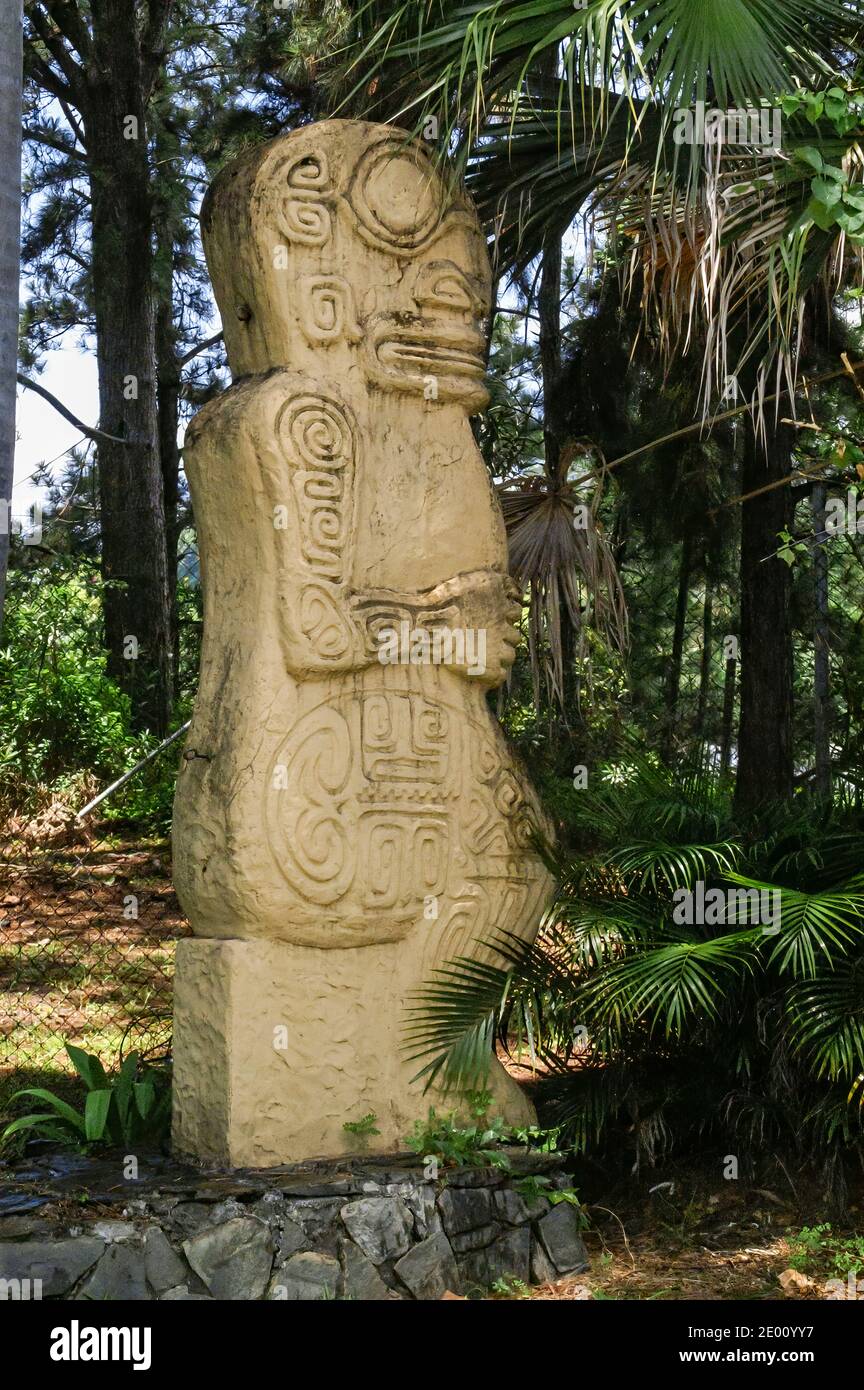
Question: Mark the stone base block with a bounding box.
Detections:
[172,937,534,1167]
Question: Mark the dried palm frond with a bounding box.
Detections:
[497,442,628,709]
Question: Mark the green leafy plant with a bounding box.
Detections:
[788,1223,864,1279]
[404,757,864,1197]
[513,1175,555,1201]
[342,1112,381,1144]
[548,1188,585,1212]
[2,1044,171,1149]
[490,1275,530,1298]
[404,1106,512,1171]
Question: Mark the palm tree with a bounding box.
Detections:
[404,755,864,1196]
[341,0,860,373]
[338,0,864,805]
[0,0,22,632]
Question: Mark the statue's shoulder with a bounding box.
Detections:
[185,369,354,455]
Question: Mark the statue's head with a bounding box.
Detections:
[201,120,492,412]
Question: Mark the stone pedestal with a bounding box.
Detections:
[172,938,533,1167]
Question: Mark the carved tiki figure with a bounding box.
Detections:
[172,120,553,1165]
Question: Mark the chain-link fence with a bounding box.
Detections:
[0,767,189,1104]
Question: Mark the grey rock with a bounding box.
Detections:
[249,1193,283,1222]
[183,1217,273,1300]
[438,1186,494,1235]
[339,1238,390,1301]
[147,1196,180,1217]
[493,1188,529,1224]
[523,1195,551,1220]
[209,1198,247,1225]
[170,1202,217,1236]
[458,1226,531,1292]
[268,1251,340,1301]
[443,1167,507,1188]
[0,1215,53,1240]
[395,1183,442,1239]
[394,1233,460,1301]
[536,1202,589,1275]
[340,1197,412,1263]
[121,1200,150,1217]
[160,1284,212,1301]
[450,1223,501,1254]
[0,1194,48,1217]
[248,1195,306,1261]
[92,1220,136,1243]
[530,1236,559,1286]
[494,1188,548,1223]
[286,1198,345,1251]
[143,1227,188,1294]
[0,1237,104,1297]
[275,1217,306,1262]
[79,1243,149,1301]
[273,1178,360,1199]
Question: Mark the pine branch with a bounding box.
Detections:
[28,3,85,104]
[22,123,85,161]
[178,330,223,367]
[17,373,132,446]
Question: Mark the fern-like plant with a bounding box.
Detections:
[405,758,864,1195]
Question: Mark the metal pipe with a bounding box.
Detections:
[75,720,191,821]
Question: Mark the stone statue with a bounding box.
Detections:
[171,120,553,1166]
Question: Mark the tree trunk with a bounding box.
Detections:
[154,177,180,678]
[695,574,713,740]
[811,480,831,797]
[0,0,22,632]
[538,230,563,477]
[85,1,172,733]
[662,536,693,762]
[720,646,737,780]
[734,424,794,813]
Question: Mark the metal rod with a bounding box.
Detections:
[75,720,191,821]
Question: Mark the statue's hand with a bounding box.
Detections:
[420,570,523,688]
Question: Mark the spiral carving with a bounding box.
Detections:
[286,153,330,192]
[279,197,331,247]
[284,397,352,469]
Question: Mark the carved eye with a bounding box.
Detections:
[413,260,482,313]
[430,275,473,309]
[350,144,441,250]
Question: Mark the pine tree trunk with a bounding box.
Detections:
[734,425,794,813]
[662,536,693,762]
[720,648,737,780]
[0,0,22,632]
[695,576,713,740]
[154,184,180,680]
[84,1,172,733]
[811,480,831,796]
[539,230,563,477]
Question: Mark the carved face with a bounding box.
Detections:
[202,121,493,412]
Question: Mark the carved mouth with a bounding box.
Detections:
[374,333,486,380]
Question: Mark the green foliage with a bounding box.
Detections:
[404,1104,513,1171]
[788,1223,864,1279]
[489,1276,530,1298]
[0,565,130,793]
[0,561,189,829]
[513,1174,585,1211]
[406,760,864,1196]
[342,1112,381,1141]
[2,1043,171,1150]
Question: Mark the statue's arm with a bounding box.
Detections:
[348,570,523,688]
[244,375,522,684]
